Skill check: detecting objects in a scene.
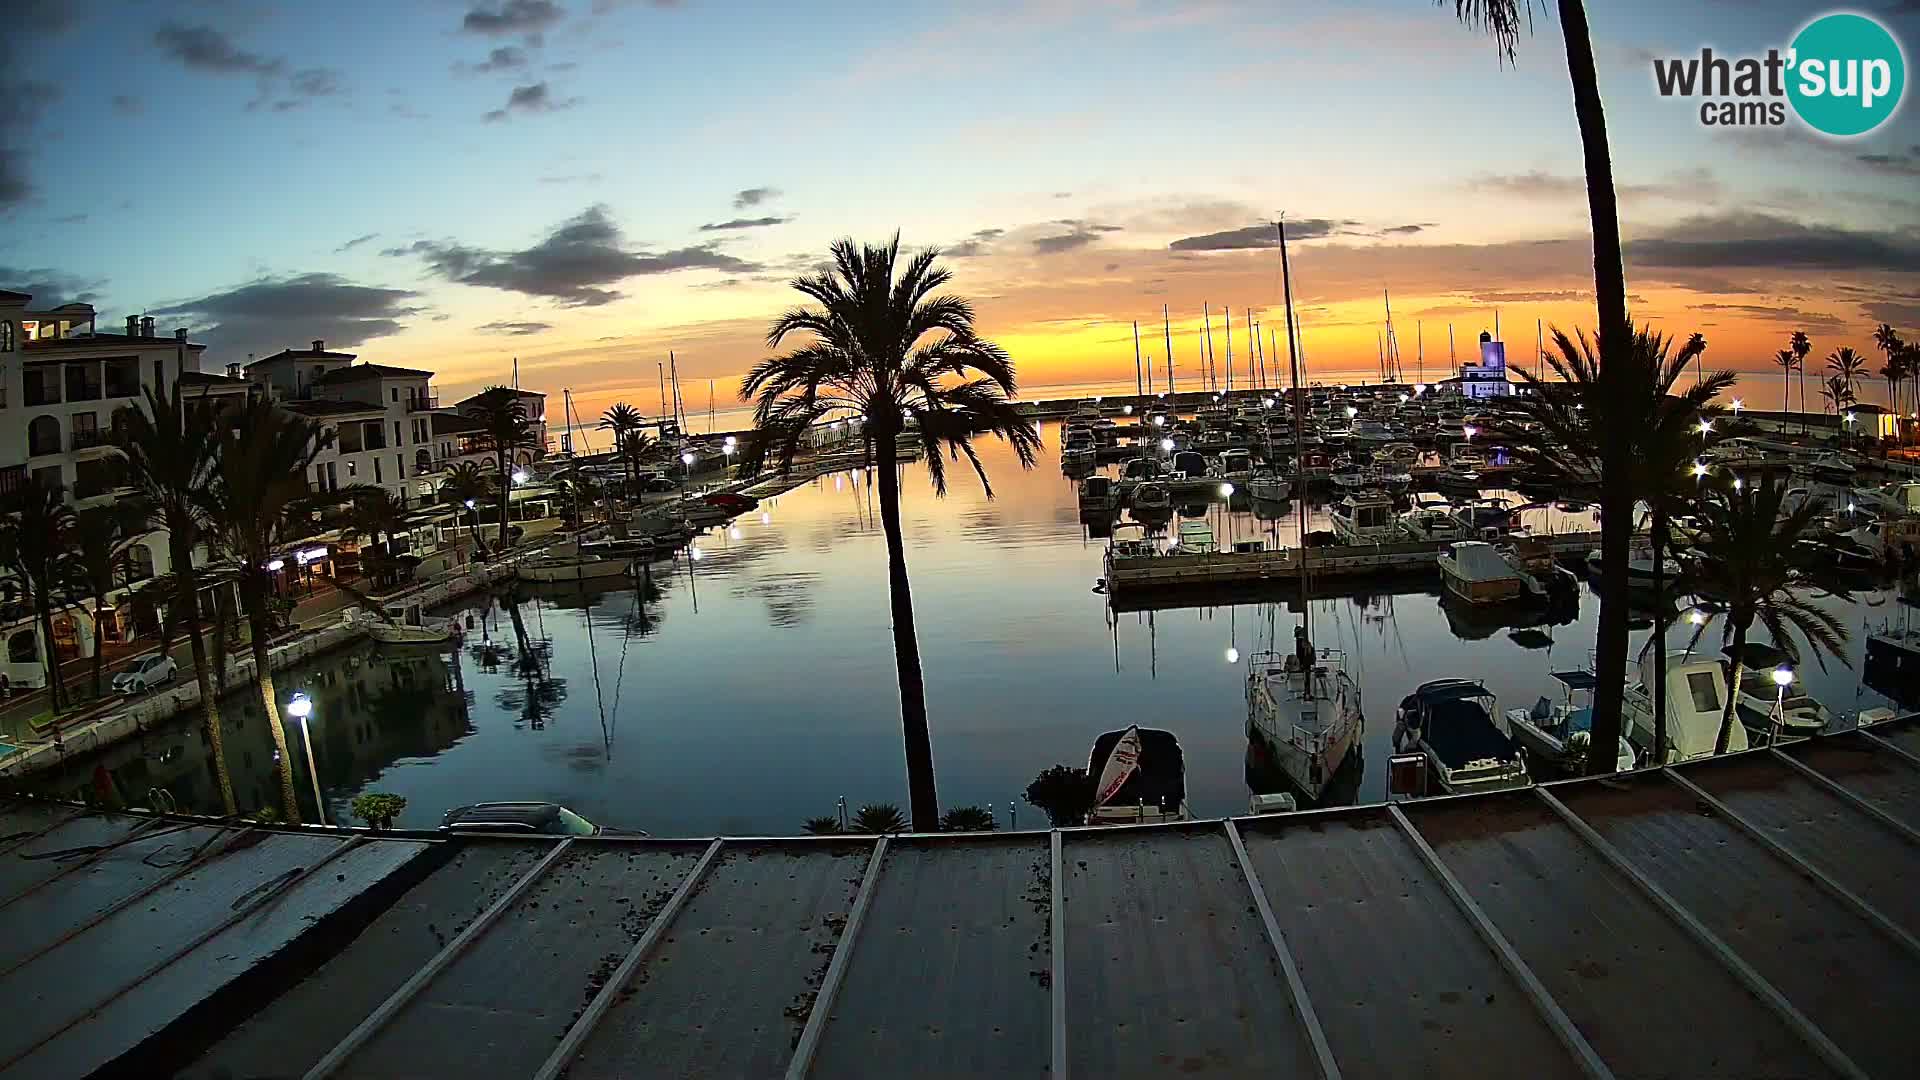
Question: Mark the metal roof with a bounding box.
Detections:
[7,718,1920,1079]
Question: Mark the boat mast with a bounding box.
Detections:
[1224,306,1233,395]
[1255,320,1266,391]
[1418,321,1424,385]
[657,362,668,430]
[1276,218,1312,654]
[1132,321,1144,401]
[1245,310,1256,391]
[1203,304,1216,392]
[1162,305,1175,396]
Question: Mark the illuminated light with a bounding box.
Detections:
[295,546,329,565]
[1159,438,1175,453]
[1697,419,1713,434]
[1772,665,1795,688]
[728,526,742,540]
[266,559,285,572]
[1414,383,1426,395]
[1848,501,1857,513]
[1463,425,1478,440]
[463,498,476,509]
[760,512,771,524]
[1691,462,1708,477]
[1153,415,1166,427]
[286,692,313,720]
[679,452,695,466]
[1225,646,1240,664]
[723,435,737,449]
[1731,399,1743,413]
[1345,405,1358,418]
[512,469,530,484]
[1398,393,1408,404]
[1733,477,1744,490]
[1219,482,1235,498]
[1844,412,1856,426]
[689,546,705,561]
[1122,405,1133,415]
[1688,609,1706,626]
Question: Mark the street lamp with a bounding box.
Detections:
[511,468,529,485]
[1218,482,1235,498]
[1770,665,1795,744]
[1225,646,1240,665]
[1159,437,1175,454]
[1122,404,1133,415]
[1153,414,1166,428]
[1463,425,1477,441]
[1345,405,1358,419]
[1414,383,1426,396]
[1691,461,1707,479]
[1733,476,1744,491]
[285,692,327,825]
[1731,398,1743,417]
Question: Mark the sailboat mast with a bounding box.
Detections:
[1255,320,1266,390]
[1449,323,1456,366]
[668,351,683,433]
[1132,321,1144,400]
[1276,219,1311,647]
[657,362,668,428]
[1203,304,1216,392]
[1245,310,1256,390]
[1162,305,1175,396]
[1418,321,1424,384]
[1224,306,1233,395]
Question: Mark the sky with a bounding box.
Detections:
[5,0,1919,428]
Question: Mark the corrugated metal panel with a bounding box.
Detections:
[0,831,349,1070]
[1874,720,1920,760]
[0,800,80,854]
[1061,824,1319,1078]
[1238,810,1577,1079]
[1685,755,1920,937]
[809,834,1051,1078]
[341,839,709,1079]
[4,837,429,1080]
[1559,773,1920,1078]
[1407,793,1837,1079]
[563,840,874,1080]
[0,811,146,903]
[1782,734,1920,832]
[180,838,546,1080]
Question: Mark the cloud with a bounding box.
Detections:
[477,319,554,335]
[152,272,421,361]
[1464,168,1721,205]
[1625,212,1920,271]
[335,232,380,253]
[110,94,141,115]
[1168,219,1358,251]
[482,81,578,121]
[153,23,282,76]
[1690,302,1847,329]
[462,46,530,73]
[1470,289,1588,303]
[384,204,760,306]
[538,172,602,184]
[462,1,565,36]
[289,68,342,97]
[1380,223,1433,236]
[1033,219,1123,255]
[698,216,788,231]
[0,266,105,307]
[732,186,780,209]
[0,0,78,207]
[947,227,1004,258]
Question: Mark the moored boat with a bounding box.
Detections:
[363,602,456,646]
[1502,668,1637,774]
[1437,540,1526,604]
[1085,725,1192,824]
[1245,641,1364,803]
[1392,679,1531,794]
[1329,492,1398,545]
[1622,654,1747,763]
[516,554,634,583]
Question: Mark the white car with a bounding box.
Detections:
[111,653,177,694]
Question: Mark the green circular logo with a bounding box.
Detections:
[1788,13,1906,136]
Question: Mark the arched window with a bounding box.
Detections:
[27,415,60,456]
[415,448,431,473]
[121,543,157,585]
[8,629,37,664]
[0,320,13,352]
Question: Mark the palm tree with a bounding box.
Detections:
[0,481,79,711]
[1828,346,1867,403]
[1686,472,1848,754]
[471,390,535,550]
[598,402,644,495]
[201,395,330,823]
[71,504,152,699]
[1500,322,1732,773]
[439,461,495,553]
[1790,330,1813,433]
[1875,324,1905,428]
[1772,348,1799,424]
[339,487,411,587]
[116,383,235,815]
[740,235,1042,829]
[1820,374,1856,419]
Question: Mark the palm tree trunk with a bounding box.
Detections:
[873,428,938,830]
[91,590,108,700]
[172,537,236,816]
[37,597,63,714]
[244,578,301,823]
[1650,505,1667,766]
[1715,620,1748,755]
[497,452,512,552]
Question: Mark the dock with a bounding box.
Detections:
[1104,532,1603,591]
[4,717,1918,1078]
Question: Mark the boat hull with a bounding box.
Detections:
[516,557,633,583]
[1440,569,1523,604]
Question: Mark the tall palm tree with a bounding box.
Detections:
[1874,324,1905,425]
[598,402,644,494]
[439,461,494,553]
[0,481,79,712]
[1791,330,1812,434]
[471,390,535,550]
[1772,348,1799,424]
[1499,322,1731,773]
[340,486,411,585]
[1686,472,1848,754]
[116,383,235,815]
[740,235,1041,829]
[1821,374,1856,419]
[1828,346,1867,404]
[201,396,330,823]
[71,503,152,699]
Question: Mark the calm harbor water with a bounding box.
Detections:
[21,422,1914,835]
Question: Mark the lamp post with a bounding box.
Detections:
[1769,665,1794,745]
[286,692,327,825]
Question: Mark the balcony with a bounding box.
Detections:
[71,428,110,451]
[408,396,440,412]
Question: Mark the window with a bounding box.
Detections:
[1686,671,1721,713]
[396,453,405,479]
[70,411,101,449]
[64,363,102,401]
[415,448,431,473]
[394,420,403,446]
[391,388,399,403]
[27,415,60,456]
[23,367,60,406]
[346,460,356,478]
[152,359,163,388]
[75,456,115,497]
[0,320,12,352]
[327,461,338,489]
[105,358,139,397]
[8,629,36,664]
[373,458,382,484]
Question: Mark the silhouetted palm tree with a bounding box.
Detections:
[71,503,152,699]
[201,396,330,823]
[1499,322,1732,773]
[0,481,78,711]
[116,383,234,814]
[439,461,494,553]
[598,402,644,493]
[1874,323,1905,420]
[472,390,535,549]
[1686,472,1848,754]
[1829,346,1867,403]
[1772,348,1799,423]
[740,235,1041,829]
[1791,330,1813,433]
[339,486,410,585]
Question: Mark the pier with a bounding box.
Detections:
[1104,532,1605,591]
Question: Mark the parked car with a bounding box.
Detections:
[437,801,647,836]
[111,653,178,694]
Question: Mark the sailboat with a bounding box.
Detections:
[1084,724,1192,825]
[1244,217,1365,803]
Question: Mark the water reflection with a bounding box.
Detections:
[17,423,1918,834]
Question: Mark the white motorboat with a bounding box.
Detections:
[516,553,634,583]
[1078,474,1119,513]
[1330,493,1398,545]
[1503,537,1576,599]
[1438,541,1527,604]
[1131,481,1173,519]
[363,602,456,646]
[1377,442,1421,468]
[1841,515,1920,560]
[1448,442,1486,469]
[1503,668,1637,774]
[1173,519,1216,554]
[1217,448,1254,480]
[1246,468,1290,503]
[1350,420,1396,448]
[1723,642,1833,737]
[1437,466,1482,492]
[1086,725,1192,825]
[1398,508,1468,543]
[1622,654,1747,763]
[1330,461,1371,491]
[1583,548,1685,584]
[1245,643,1364,802]
[1801,451,1861,483]
[1393,679,1531,794]
[1374,467,1414,493]
[1851,480,1920,517]
[577,535,657,562]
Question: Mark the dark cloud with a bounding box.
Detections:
[1626,213,1920,271]
[1690,302,1846,329]
[733,186,780,209]
[483,81,578,121]
[477,320,554,335]
[0,1,78,206]
[110,94,141,115]
[463,1,565,36]
[698,216,788,231]
[947,228,1004,258]
[1465,168,1720,204]
[153,23,283,76]
[1465,170,1584,199]
[384,204,759,306]
[1380,223,1433,236]
[152,273,421,361]
[1033,219,1123,255]
[335,232,379,253]
[1168,219,1356,251]
[463,46,530,73]
[0,266,106,307]
[289,68,342,97]
[1470,289,1588,303]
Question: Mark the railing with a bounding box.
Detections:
[70,428,109,450]
[408,396,440,412]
